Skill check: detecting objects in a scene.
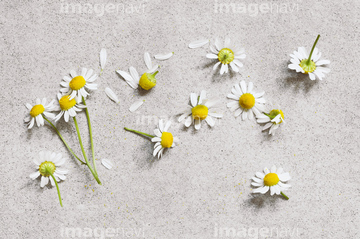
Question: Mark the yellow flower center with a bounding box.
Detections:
[191,105,208,120]
[30,104,45,117]
[264,173,279,186]
[299,59,316,73]
[69,76,86,90]
[39,161,56,177]
[139,72,157,90]
[59,95,76,110]
[218,48,235,64]
[161,132,173,148]
[239,93,255,109]
[269,109,284,124]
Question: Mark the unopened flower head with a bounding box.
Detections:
[116,52,159,90]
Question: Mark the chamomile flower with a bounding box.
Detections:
[227,81,265,120]
[206,37,246,75]
[257,108,285,135]
[116,52,159,90]
[288,35,330,81]
[29,151,68,206]
[252,165,291,199]
[151,119,178,159]
[178,90,222,130]
[60,68,98,102]
[24,98,56,129]
[54,93,86,122]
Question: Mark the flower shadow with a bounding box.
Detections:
[280,68,319,93]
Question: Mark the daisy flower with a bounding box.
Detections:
[116,52,159,90]
[206,37,246,75]
[54,93,86,122]
[257,108,285,135]
[60,68,98,102]
[29,151,68,206]
[151,119,178,159]
[288,35,330,81]
[178,90,222,130]
[252,165,291,200]
[124,119,178,159]
[226,81,265,120]
[24,98,56,129]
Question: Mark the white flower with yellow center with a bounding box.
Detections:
[257,108,285,135]
[151,119,178,159]
[116,52,159,90]
[252,166,291,199]
[227,81,265,120]
[60,68,98,102]
[29,151,68,206]
[206,37,246,75]
[54,93,86,122]
[24,98,56,129]
[288,35,330,81]
[178,90,222,130]
[30,151,68,187]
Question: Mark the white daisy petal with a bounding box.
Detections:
[129,100,144,112]
[154,129,162,137]
[164,121,171,132]
[206,53,218,59]
[188,39,209,49]
[144,52,152,70]
[116,70,138,89]
[229,62,239,72]
[151,137,162,142]
[205,116,215,127]
[100,48,107,70]
[316,59,330,66]
[105,87,120,104]
[30,171,40,180]
[184,116,193,127]
[154,52,173,60]
[129,66,140,83]
[240,81,247,93]
[101,159,113,169]
[198,90,206,105]
[213,62,221,71]
[279,173,291,182]
[255,172,265,179]
[40,176,49,188]
[190,93,198,107]
[194,119,201,130]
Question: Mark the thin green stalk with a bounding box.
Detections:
[43,116,85,165]
[49,173,63,207]
[73,116,101,185]
[281,191,289,200]
[307,35,320,64]
[82,97,98,177]
[124,127,155,138]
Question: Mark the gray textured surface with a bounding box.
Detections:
[1,0,359,238]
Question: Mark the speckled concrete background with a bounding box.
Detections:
[1,0,359,238]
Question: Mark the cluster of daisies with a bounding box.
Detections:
[25,35,330,206]
[25,50,112,206]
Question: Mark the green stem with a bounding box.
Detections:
[82,97,98,177]
[307,34,320,64]
[280,191,289,200]
[43,116,85,165]
[49,173,63,207]
[124,127,155,138]
[73,116,102,185]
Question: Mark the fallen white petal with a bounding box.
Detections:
[101,159,113,169]
[129,100,144,112]
[105,87,119,103]
[154,52,174,60]
[188,39,209,48]
[100,48,107,70]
